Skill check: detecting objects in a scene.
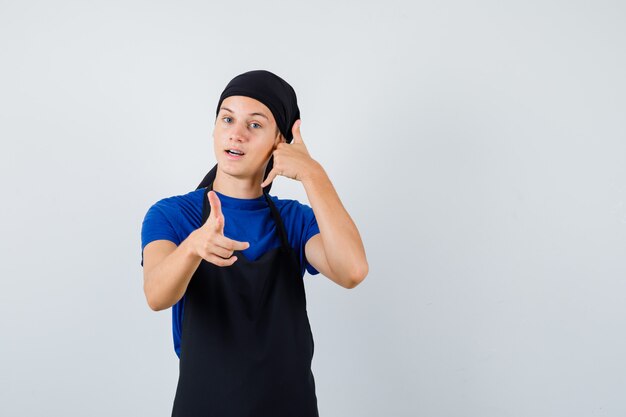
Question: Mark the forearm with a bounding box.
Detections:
[144,232,203,311]
[302,162,368,282]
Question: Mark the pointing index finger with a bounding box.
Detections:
[207,191,225,230]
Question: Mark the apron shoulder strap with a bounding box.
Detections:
[263,192,290,253]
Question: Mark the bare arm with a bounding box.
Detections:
[261,119,368,289]
[302,164,368,289]
[142,237,201,311]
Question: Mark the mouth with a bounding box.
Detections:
[225,148,245,160]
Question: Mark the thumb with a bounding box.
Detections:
[291,119,303,144]
[207,191,225,232]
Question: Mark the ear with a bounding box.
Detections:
[274,131,285,147]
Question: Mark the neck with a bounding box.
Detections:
[213,168,265,199]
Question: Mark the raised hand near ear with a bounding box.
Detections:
[261,119,320,188]
[188,191,250,267]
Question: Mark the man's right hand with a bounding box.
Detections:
[190,191,250,267]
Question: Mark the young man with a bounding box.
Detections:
[141,70,368,416]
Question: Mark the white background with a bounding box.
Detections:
[1,0,625,416]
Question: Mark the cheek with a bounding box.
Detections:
[212,134,223,155]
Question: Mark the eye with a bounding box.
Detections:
[222,116,232,123]
[250,122,262,129]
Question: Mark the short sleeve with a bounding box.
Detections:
[300,203,321,275]
[140,203,180,267]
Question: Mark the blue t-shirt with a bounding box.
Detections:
[140,188,321,357]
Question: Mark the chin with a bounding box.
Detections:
[217,162,248,178]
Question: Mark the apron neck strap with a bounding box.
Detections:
[262,191,290,253]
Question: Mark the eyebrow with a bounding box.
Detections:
[220,106,269,120]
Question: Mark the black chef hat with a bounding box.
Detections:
[196,70,300,193]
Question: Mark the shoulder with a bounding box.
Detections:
[148,188,204,219]
[141,188,205,266]
[141,188,205,235]
[150,188,204,213]
[265,194,318,239]
[266,194,314,219]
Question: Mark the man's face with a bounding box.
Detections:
[213,95,283,180]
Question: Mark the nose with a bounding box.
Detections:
[230,121,248,142]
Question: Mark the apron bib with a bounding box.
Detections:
[171,182,319,417]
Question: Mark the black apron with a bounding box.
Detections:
[171,182,319,417]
